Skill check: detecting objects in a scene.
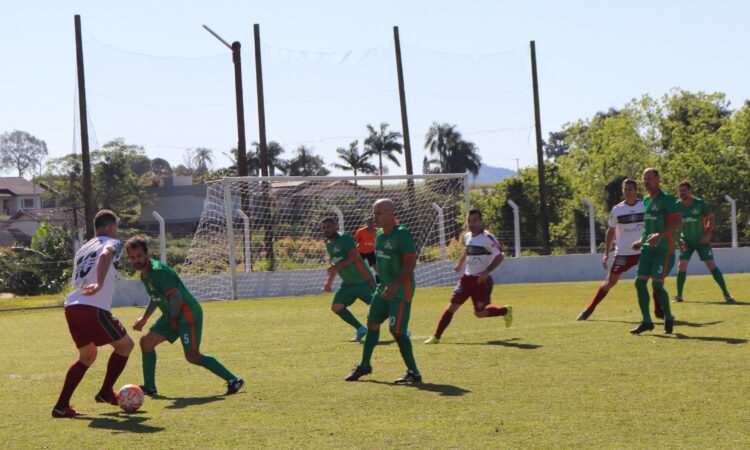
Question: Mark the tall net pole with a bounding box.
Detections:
[74,15,95,238]
[530,40,550,254]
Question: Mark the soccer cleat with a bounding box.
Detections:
[344,365,372,381]
[94,391,119,406]
[576,309,592,321]
[654,310,664,320]
[52,406,83,418]
[351,326,367,342]
[424,336,440,345]
[630,322,655,335]
[394,370,422,384]
[725,294,736,303]
[672,296,683,303]
[664,319,674,335]
[503,306,513,328]
[226,377,244,395]
[139,385,158,397]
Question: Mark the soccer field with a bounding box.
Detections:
[2,274,749,449]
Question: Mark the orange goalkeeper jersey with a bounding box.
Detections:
[354,226,376,254]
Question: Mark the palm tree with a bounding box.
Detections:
[331,140,376,184]
[424,122,481,176]
[252,141,288,176]
[364,122,402,186]
[286,146,330,176]
[192,147,214,172]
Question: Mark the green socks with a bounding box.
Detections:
[360,327,379,368]
[676,271,687,298]
[711,267,729,296]
[336,308,363,330]
[635,278,652,323]
[652,281,673,320]
[396,335,419,375]
[200,355,237,381]
[142,351,157,389]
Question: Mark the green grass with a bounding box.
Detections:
[0,293,63,310]
[2,274,749,448]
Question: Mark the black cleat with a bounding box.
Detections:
[725,294,736,303]
[226,377,244,395]
[139,385,158,397]
[94,391,119,406]
[630,322,655,335]
[672,296,683,303]
[345,365,372,381]
[577,309,592,321]
[394,370,422,384]
[664,319,674,334]
[654,310,664,320]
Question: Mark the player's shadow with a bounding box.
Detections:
[77,411,164,434]
[362,379,470,397]
[591,319,722,328]
[683,300,750,306]
[163,394,227,410]
[653,333,747,345]
[447,338,542,350]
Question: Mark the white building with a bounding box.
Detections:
[0,177,45,217]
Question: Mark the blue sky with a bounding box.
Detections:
[1,0,748,176]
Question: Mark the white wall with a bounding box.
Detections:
[112,247,750,307]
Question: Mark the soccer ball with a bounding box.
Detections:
[117,384,144,412]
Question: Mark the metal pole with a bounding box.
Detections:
[463,172,470,220]
[393,27,414,190]
[332,206,344,231]
[74,15,95,239]
[530,40,550,254]
[151,211,167,264]
[431,203,447,261]
[253,24,269,177]
[237,209,252,273]
[507,200,522,258]
[725,195,738,248]
[223,180,238,299]
[231,42,249,177]
[583,198,596,254]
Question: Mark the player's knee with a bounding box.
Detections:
[367,322,380,331]
[635,278,648,289]
[331,304,345,313]
[605,278,618,289]
[79,346,97,366]
[447,303,460,313]
[185,351,202,365]
[116,335,135,356]
[473,304,487,317]
[140,335,155,352]
[706,260,716,270]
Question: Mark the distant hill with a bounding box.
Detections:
[470,164,516,184]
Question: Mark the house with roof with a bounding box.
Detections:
[0,208,84,247]
[0,177,45,217]
[140,176,208,233]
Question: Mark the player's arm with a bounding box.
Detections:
[166,290,184,330]
[82,245,116,295]
[323,262,337,292]
[134,299,159,331]
[329,249,361,275]
[384,254,417,297]
[701,211,715,244]
[603,227,616,269]
[647,213,682,246]
[454,248,468,273]
[477,237,503,282]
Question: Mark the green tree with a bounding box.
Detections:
[423,122,482,176]
[364,123,402,185]
[0,130,48,177]
[252,141,288,176]
[286,146,330,176]
[331,140,376,182]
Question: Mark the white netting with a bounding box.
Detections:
[180,174,468,300]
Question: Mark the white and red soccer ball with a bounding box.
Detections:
[117,384,144,412]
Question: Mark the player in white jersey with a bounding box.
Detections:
[577,179,662,320]
[425,209,512,344]
[52,210,134,418]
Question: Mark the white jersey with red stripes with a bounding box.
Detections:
[464,230,503,276]
[608,200,645,257]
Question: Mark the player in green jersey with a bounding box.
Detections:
[674,182,734,303]
[630,169,683,335]
[345,199,422,383]
[321,217,377,342]
[124,236,244,396]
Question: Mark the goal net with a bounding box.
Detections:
[180,174,469,300]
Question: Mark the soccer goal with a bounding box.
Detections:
[180,174,469,300]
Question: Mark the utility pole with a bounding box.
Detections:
[74,15,95,238]
[253,24,269,177]
[393,26,414,191]
[530,40,550,254]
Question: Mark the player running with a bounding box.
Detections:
[673,182,735,303]
[124,236,244,396]
[345,198,421,383]
[630,169,682,335]
[425,209,512,344]
[53,210,134,418]
[578,179,649,320]
[322,217,377,342]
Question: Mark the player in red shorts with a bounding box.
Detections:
[52,210,134,418]
[424,209,512,344]
[577,178,662,320]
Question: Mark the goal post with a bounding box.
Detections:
[181,173,470,300]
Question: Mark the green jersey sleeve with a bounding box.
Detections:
[397,227,417,257]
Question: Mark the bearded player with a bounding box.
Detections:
[424,209,512,344]
[52,210,134,418]
[673,182,735,303]
[322,217,377,342]
[125,236,244,396]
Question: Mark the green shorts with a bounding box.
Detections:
[333,282,374,307]
[636,247,675,280]
[367,291,412,336]
[679,242,714,261]
[150,306,203,353]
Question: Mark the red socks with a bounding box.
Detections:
[587,287,609,311]
[100,352,129,396]
[484,305,507,317]
[434,310,454,338]
[55,360,89,409]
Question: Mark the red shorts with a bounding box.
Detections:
[610,254,640,275]
[65,304,127,348]
[451,274,494,312]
